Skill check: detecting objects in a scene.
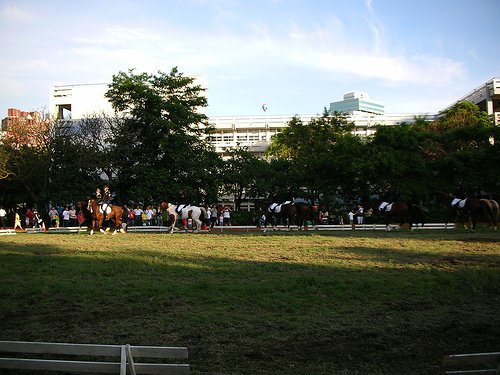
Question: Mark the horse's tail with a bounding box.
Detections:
[200,206,208,222]
[491,199,499,223]
[480,199,498,227]
[408,203,425,226]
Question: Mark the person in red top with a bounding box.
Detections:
[26,208,34,228]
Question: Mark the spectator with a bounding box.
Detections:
[364,207,373,224]
[25,208,34,228]
[14,211,24,231]
[348,209,355,229]
[133,206,143,226]
[0,206,6,229]
[69,206,78,226]
[356,205,364,225]
[62,207,71,227]
[49,207,59,227]
[210,205,218,228]
[127,207,135,227]
[223,206,231,226]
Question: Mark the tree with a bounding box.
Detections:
[0,110,53,208]
[0,146,13,180]
[220,146,270,210]
[422,101,498,195]
[104,68,220,204]
[266,110,357,204]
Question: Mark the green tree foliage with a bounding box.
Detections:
[220,146,270,210]
[104,68,219,204]
[421,101,498,194]
[266,111,357,204]
[367,124,429,201]
[0,112,53,208]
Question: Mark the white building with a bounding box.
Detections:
[48,82,438,156]
[329,91,385,115]
[47,78,499,156]
[440,77,500,125]
[50,83,113,120]
[208,112,435,157]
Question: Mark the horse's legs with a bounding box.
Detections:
[193,217,202,233]
[169,213,177,233]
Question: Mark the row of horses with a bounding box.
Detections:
[78,193,498,235]
[77,199,208,235]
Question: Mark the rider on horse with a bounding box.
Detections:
[451,181,470,214]
[175,189,191,216]
[268,188,294,213]
[96,184,115,220]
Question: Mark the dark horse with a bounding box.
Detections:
[264,201,314,230]
[87,198,124,235]
[437,192,498,232]
[374,201,425,231]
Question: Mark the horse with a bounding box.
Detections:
[436,192,497,232]
[160,201,207,233]
[75,201,93,233]
[265,201,314,230]
[87,198,124,235]
[374,201,424,231]
[482,199,499,229]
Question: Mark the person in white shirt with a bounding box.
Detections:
[0,206,7,229]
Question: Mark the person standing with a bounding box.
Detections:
[210,205,218,228]
[49,207,59,227]
[348,209,355,230]
[70,207,78,226]
[356,205,364,225]
[0,206,7,229]
[25,208,34,228]
[223,206,231,226]
[62,207,71,227]
[364,207,373,224]
[14,211,23,231]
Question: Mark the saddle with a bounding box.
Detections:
[379,202,393,212]
[451,198,466,209]
[176,205,192,217]
[99,204,112,215]
[269,201,292,214]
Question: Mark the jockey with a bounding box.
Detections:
[452,181,468,210]
[455,182,469,199]
[176,189,191,215]
[95,187,102,202]
[269,188,294,213]
[100,184,115,219]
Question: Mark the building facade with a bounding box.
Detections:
[44,83,438,157]
[440,77,500,125]
[4,78,497,155]
[1,108,42,132]
[329,91,385,115]
[50,83,113,120]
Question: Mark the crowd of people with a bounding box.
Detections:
[2,182,492,232]
[0,199,235,232]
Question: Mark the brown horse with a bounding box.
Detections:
[375,201,424,231]
[437,192,497,232]
[87,198,124,235]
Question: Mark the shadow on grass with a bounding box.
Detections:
[0,238,499,375]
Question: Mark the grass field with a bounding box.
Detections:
[0,229,499,374]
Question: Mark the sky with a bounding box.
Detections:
[0,0,499,117]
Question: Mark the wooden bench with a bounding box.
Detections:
[442,351,500,374]
[0,341,190,374]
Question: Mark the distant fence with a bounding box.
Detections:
[13,223,458,234]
